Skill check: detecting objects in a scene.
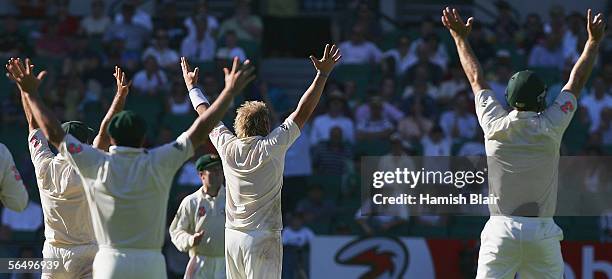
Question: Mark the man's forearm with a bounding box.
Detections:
[453,37,487,93]
[93,93,128,150]
[290,72,328,128]
[565,40,600,94]
[23,93,64,148]
[20,93,38,131]
[188,88,235,146]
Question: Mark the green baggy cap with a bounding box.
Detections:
[196,154,222,171]
[107,111,147,147]
[506,70,547,112]
[62,121,95,143]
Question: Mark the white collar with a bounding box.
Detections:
[109,145,145,154]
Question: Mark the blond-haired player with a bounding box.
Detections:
[442,7,605,278]
[0,142,28,212]
[6,57,254,279]
[183,45,341,278]
[170,154,226,279]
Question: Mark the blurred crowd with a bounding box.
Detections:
[0,0,611,278]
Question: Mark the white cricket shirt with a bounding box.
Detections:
[210,118,301,232]
[28,129,95,246]
[169,188,226,257]
[59,133,194,249]
[0,143,28,212]
[475,89,577,217]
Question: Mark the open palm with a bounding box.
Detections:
[5,58,47,94]
[441,7,474,39]
[310,44,342,74]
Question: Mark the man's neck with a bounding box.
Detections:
[201,186,219,197]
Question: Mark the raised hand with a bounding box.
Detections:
[223,57,256,94]
[181,57,200,91]
[309,44,341,74]
[587,9,606,43]
[113,66,131,96]
[441,7,473,39]
[5,58,47,94]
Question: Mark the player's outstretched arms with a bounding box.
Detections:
[441,7,489,94]
[93,66,132,151]
[185,57,255,148]
[6,58,64,148]
[289,44,341,129]
[563,9,606,98]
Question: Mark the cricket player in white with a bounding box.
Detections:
[183,45,341,278]
[0,142,28,212]
[170,154,226,279]
[13,66,137,278]
[6,57,255,279]
[442,7,605,279]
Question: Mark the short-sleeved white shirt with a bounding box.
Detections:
[210,118,301,232]
[59,133,194,249]
[28,129,95,246]
[475,89,577,216]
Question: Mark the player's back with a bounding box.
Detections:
[210,119,301,232]
[59,133,193,250]
[29,129,95,246]
[475,89,577,216]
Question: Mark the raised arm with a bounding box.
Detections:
[562,9,606,98]
[184,57,255,148]
[441,7,489,94]
[6,62,41,132]
[6,58,64,148]
[289,44,342,129]
[92,66,131,151]
[180,57,209,116]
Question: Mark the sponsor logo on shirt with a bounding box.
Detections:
[29,137,40,148]
[198,206,206,216]
[560,101,574,114]
[67,143,83,154]
[279,123,289,131]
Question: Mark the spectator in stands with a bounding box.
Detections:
[0,16,29,58]
[310,91,355,145]
[176,159,201,188]
[52,0,79,37]
[312,126,353,176]
[398,101,433,142]
[528,31,565,70]
[81,0,111,37]
[595,108,612,145]
[355,89,403,125]
[36,19,71,58]
[468,21,495,64]
[181,16,217,63]
[1,201,43,233]
[296,186,337,226]
[342,2,382,42]
[356,96,395,141]
[378,133,415,172]
[544,5,565,34]
[383,35,412,77]
[282,213,315,279]
[104,3,150,51]
[113,0,152,31]
[404,44,443,85]
[218,0,263,42]
[1,90,24,125]
[580,76,612,132]
[185,1,219,38]
[421,126,451,156]
[488,60,512,109]
[338,25,382,65]
[492,0,519,45]
[154,2,186,50]
[355,198,409,236]
[215,30,247,62]
[167,82,192,116]
[457,129,486,156]
[379,76,399,102]
[549,64,589,106]
[437,62,469,105]
[408,34,449,71]
[439,93,478,141]
[401,75,437,118]
[520,13,546,53]
[132,56,169,94]
[143,29,179,70]
[563,12,586,63]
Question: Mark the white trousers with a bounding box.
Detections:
[41,241,97,279]
[184,255,225,279]
[224,229,282,279]
[476,216,564,279]
[92,246,167,279]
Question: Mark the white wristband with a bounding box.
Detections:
[188,87,210,110]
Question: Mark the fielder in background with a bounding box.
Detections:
[6,57,254,279]
[170,154,226,279]
[183,44,341,279]
[442,7,605,279]
[0,142,28,212]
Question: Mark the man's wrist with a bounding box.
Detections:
[587,39,601,47]
[188,87,210,110]
[317,70,329,78]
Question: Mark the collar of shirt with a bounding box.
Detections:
[509,110,539,119]
[109,145,145,154]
